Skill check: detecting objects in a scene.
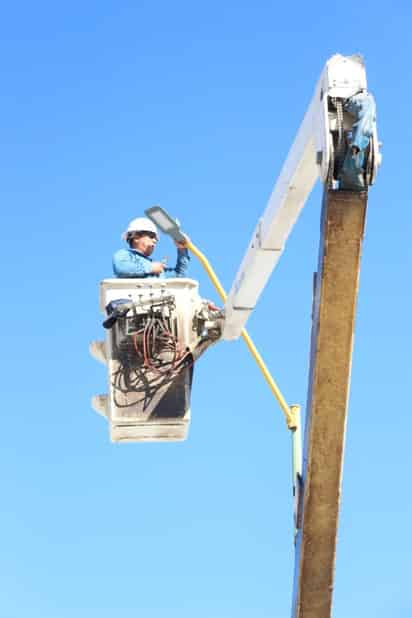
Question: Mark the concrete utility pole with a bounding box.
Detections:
[291,190,367,618]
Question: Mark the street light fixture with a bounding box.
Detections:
[145,205,187,244]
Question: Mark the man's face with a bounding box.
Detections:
[131,232,158,256]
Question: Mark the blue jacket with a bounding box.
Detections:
[112,247,190,279]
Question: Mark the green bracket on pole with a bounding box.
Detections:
[291,405,303,539]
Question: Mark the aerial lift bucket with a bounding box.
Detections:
[90,278,222,443]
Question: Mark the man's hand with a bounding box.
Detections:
[151,261,165,275]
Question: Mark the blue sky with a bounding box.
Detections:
[1,1,411,616]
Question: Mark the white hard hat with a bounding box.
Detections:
[122,217,158,241]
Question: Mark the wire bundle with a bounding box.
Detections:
[135,315,190,375]
[111,312,192,409]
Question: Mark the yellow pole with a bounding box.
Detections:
[186,239,298,430]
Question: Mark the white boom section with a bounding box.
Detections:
[223,54,371,340]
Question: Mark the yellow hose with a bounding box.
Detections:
[186,239,297,429]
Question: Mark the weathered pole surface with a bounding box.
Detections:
[291,189,368,618]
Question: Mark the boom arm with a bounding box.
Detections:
[222,54,380,340]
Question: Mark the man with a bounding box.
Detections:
[113,217,190,278]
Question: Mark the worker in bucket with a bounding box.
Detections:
[113,217,190,278]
